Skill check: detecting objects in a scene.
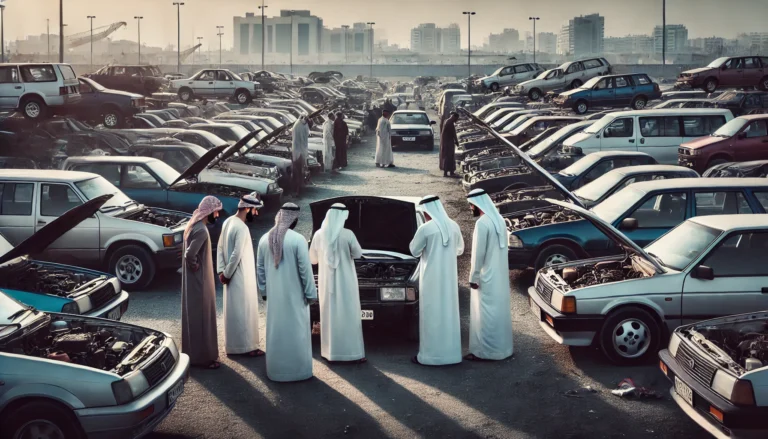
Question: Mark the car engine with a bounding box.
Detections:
[689,320,768,374]
[0,261,101,298]
[505,207,580,231]
[469,166,530,183]
[173,182,250,198]
[462,146,510,163]
[559,260,645,289]
[125,208,189,228]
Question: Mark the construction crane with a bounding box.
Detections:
[179,44,203,62]
[66,21,127,49]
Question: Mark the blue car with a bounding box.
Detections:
[73,77,145,128]
[553,73,662,115]
[0,194,129,319]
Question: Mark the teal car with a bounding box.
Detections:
[553,73,662,115]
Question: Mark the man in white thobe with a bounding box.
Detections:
[466,189,514,361]
[375,109,395,168]
[291,116,310,196]
[309,203,366,363]
[217,192,264,357]
[256,203,318,382]
[409,195,464,366]
[322,113,337,174]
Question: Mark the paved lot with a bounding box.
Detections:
[134,123,704,438]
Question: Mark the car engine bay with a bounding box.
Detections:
[505,207,581,231]
[686,319,768,375]
[0,260,104,298]
[172,182,251,198]
[557,259,647,289]
[468,166,530,183]
[124,208,189,228]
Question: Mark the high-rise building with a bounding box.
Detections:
[537,32,557,54]
[233,10,324,57]
[689,37,726,55]
[570,13,604,57]
[440,24,461,54]
[557,24,571,56]
[410,23,461,54]
[737,32,768,54]
[653,24,688,54]
[487,28,520,53]
[604,35,654,54]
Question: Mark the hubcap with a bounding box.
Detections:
[116,254,143,284]
[706,81,716,92]
[531,91,540,100]
[25,102,40,118]
[544,253,569,267]
[181,91,190,100]
[104,114,118,127]
[577,103,587,113]
[635,100,646,109]
[14,420,65,439]
[237,93,248,104]
[612,318,650,358]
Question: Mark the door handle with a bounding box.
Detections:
[208,82,214,84]
[762,287,768,294]
[14,86,21,89]
[628,139,635,143]
[37,220,47,225]
[640,138,645,144]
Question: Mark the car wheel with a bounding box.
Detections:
[178,88,193,102]
[574,100,589,115]
[21,96,48,120]
[703,78,718,93]
[102,107,123,128]
[571,79,583,89]
[108,244,156,290]
[235,89,251,104]
[599,306,661,365]
[425,140,434,151]
[534,244,578,271]
[0,400,84,439]
[528,88,542,101]
[490,83,500,92]
[631,96,648,110]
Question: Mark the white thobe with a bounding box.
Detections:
[468,215,514,360]
[375,117,394,166]
[309,228,365,361]
[256,229,318,382]
[409,219,464,365]
[216,216,260,355]
[322,120,335,172]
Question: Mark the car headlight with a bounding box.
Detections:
[690,73,699,78]
[268,183,279,193]
[419,130,432,136]
[163,233,180,247]
[551,290,577,314]
[381,287,406,301]
[174,232,183,244]
[112,370,150,405]
[61,302,80,314]
[668,333,681,357]
[508,233,523,248]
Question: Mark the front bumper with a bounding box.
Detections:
[527,286,601,346]
[675,79,700,89]
[75,353,190,439]
[88,290,131,321]
[310,300,418,327]
[677,155,704,172]
[391,135,433,147]
[154,247,182,271]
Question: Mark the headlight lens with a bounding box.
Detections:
[508,233,523,248]
[419,130,432,136]
[668,333,681,357]
[551,290,577,314]
[111,379,134,405]
[712,370,737,400]
[61,302,80,314]
[268,183,279,192]
[174,232,183,244]
[380,287,406,301]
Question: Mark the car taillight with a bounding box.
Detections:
[59,86,69,96]
[653,84,660,92]
[731,380,756,406]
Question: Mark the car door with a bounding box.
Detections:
[0,182,36,245]
[0,66,24,110]
[615,191,689,248]
[191,70,216,96]
[742,57,764,87]
[564,62,586,87]
[35,182,100,265]
[682,230,768,323]
[75,79,99,117]
[591,77,615,107]
[119,164,170,208]
[638,116,682,163]
[599,117,637,152]
[215,71,236,98]
[719,58,743,87]
[734,119,768,161]
[613,76,635,106]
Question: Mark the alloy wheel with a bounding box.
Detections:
[237,92,248,104]
[24,102,41,118]
[104,113,118,127]
[544,253,569,267]
[612,318,650,358]
[635,99,646,110]
[530,90,540,100]
[14,420,65,439]
[116,254,143,284]
[577,103,588,114]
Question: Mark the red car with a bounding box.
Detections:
[676,56,768,93]
[678,114,768,172]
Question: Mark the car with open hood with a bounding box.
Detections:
[0,289,189,439]
[679,114,768,173]
[309,196,424,339]
[514,58,612,101]
[675,56,768,93]
[0,194,129,319]
[529,205,768,366]
[475,63,545,93]
[0,169,191,289]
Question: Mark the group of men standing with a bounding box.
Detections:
[291,112,350,196]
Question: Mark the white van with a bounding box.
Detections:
[562,109,733,164]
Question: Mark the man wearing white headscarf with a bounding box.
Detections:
[217,192,264,357]
[256,203,318,382]
[409,195,464,366]
[322,113,337,174]
[291,116,310,196]
[375,109,394,168]
[466,189,514,361]
[309,203,365,363]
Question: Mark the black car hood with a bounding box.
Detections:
[211,129,263,166]
[310,196,417,256]
[703,160,768,178]
[169,144,228,187]
[100,88,143,99]
[0,195,112,265]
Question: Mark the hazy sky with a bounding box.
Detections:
[6,0,768,49]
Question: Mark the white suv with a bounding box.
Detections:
[0,63,81,119]
[171,69,261,104]
[476,63,544,92]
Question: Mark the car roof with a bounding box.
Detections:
[190,123,239,129]
[625,177,768,194]
[66,156,159,164]
[588,151,653,158]
[611,165,696,176]
[737,114,768,121]
[392,110,427,115]
[0,169,98,181]
[603,108,732,118]
[689,214,768,231]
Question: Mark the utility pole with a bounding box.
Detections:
[87,16,95,71]
[258,1,267,71]
[134,16,143,64]
[366,22,375,79]
[341,25,349,64]
[289,11,295,76]
[47,18,51,61]
[173,2,184,73]
[662,0,666,70]
[1,4,6,64]
[463,12,475,82]
[529,17,539,64]
[59,0,63,62]
[197,36,203,64]
[216,26,224,67]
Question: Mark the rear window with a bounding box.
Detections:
[634,75,652,85]
[20,65,58,82]
[58,64,77,80]
[583,59,603,69]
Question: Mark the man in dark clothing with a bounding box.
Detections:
[439,112,460,178]
[333,112,349,169]
[383,99,397,114]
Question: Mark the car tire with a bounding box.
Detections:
[703,78,718,93]
[599,306,662,365]
[571,79,583,89]
[631,96,648,110]
[0,400,85,439]
[108,244,156,290]
[490,83,500,92]
[20,96,48,120]
[534,244,578,271]
[102,106,123,128]
[425,140,434,151]
[178,87,194,102]
[760,76,768,92]
[235,89,252,105]
[528,88,542,101]
[573,100,589,115]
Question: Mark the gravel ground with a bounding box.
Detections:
[133,117,704,439]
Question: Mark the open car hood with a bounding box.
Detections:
[544,198,665,274]
[169,144,228,188]
[310,196,417,256]
[0,195,112,266]
[211,129,263,166]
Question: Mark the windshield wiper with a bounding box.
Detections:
[647,252,666,266]
[7,306,35,321]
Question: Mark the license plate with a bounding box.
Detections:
[675,376,694,406]
[106,307,122,320]
[530,298,541,320]
[167,378,184,406]
[403,137,416,141]
[361,310,374,320]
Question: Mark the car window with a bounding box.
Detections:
[583,59,602,69]
[217,71,232,81]
[595,78,613,90]
[681,115,727,137]
[630,156,656,166]
[615,77,630,88]
[745,94,764,108]
[19,65,57,83]
[628,192,687,228]
[603,118,634,138]
[744,120,768,137]
[0,183,33,216]
[566,63,584,74]
[702,232,768,276]
[122,165,161,189]
[198,71,216,81]
[639,116,681,137]
[513,65,530,74]
[500,67,513,76]
[634,75,651,85]
[79,81,94,94]
[72,163,122,187]
[694,192,749,216]
[744,57,758,69]
[0,67,19,84]
[582,159,631,185]
[40,184,82,217]
[58,65,77,80]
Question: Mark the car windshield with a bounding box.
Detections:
[489,67,504,77]
[535,69,553,80]
[706,57,729,68]
[581,76,603,89]
[145,160,182,186]
[558,155,603,176]
[228,71,244,81]
[591,186,646,224]
[584,115,615,134]
[715,91,744,103]
[194,130,228,148]
[80,77,106,91]
[527,125,580,157]
[572,172,626,202]
[712,118,748,137]
[500,115,531,132]
[222,125,259,149]
[391,113,429,125]
[75,176,135,209]
[645,221,722,271]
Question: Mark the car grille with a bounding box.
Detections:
[88,283,117,310]
[143,348,175,387]
[678,147,693,156]
[535,275,554,304]
[359,288,379,302]
[395,130,419,136]
[675,342,717,388]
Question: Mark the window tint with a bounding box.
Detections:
[745,120,768,138]
[639,116,681,137]
[595,78,613,90]
[628,192,687,228]
[703,232,768,276]
[744,58,758,69]
[603,118,634,138]
[198,71,216,81]
[583,59,602,69]
[58,65,76,80]
[634,75,651,85]
[582,159,631,185]
[681,115,727,137]
[19,65,57,83]
[615,77,630,88]
[122,165,161,189]
[217,71,231,81]
[0,183,33,216]
[0,67,19,84]
[513,65,530,74]
[40,184,82,217]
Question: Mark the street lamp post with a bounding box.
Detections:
[173,2,184,74]
[59,0,63,62]
[1,5,6,64]
[47,18,51,61]
[366,22,375,79]
[216,26,224,67]
[662,0,666,69]
[197,36,203,65]
[341,25,349,64]
[462,12,475,82]
[289,11,295,76]
[258,2,267,71]
[134,16,143,65]
[529,17,539,64]
[87,16,95,72]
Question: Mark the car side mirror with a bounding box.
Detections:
[692,265,715,280]
[430,120,436,125]
[569,146,583,155]
[721,65,727,71]
[737,132,747,140]
[619,218,638,231]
